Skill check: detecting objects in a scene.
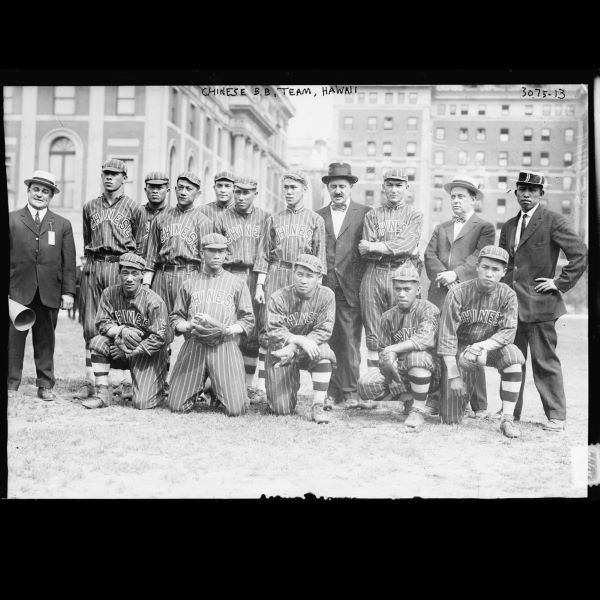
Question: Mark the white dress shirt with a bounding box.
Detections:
[452,209,474,241]
[27,204,48,223]
[514,202,540,250]
[330,202,349,238]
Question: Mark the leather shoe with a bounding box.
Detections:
[37,388,56,401]
[543,418,565,432]
[500,417,521,438]
[472,410,489,419]
[73,383,95,399]
[343,397,359,409]
[357,398,377,410]
[82,396,107,409]
[311,403,330,424]
[404,409,425,430]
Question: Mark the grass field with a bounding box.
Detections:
[6,313,589,498]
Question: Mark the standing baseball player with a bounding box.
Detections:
[76,159,145,401]
[359,169,424,373]
[81,253,170,410]
[139,171,170,258]
[357,263,440,431]
[437,245,525,438]
[167,233,254,416]
[213,176,270,395]
[263,254,336,424]
[253,170,327,392]
[199,171,236,222]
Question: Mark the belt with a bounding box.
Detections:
[89,253,121,263]
[374,262,403,270]
[225,264,253,272]
[157,263,201,272]
[271,260,294,269]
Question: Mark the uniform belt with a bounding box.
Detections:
[89,253,121,263]
[225,264,253,272]
[374,262,403,270]
[272,260,294,269]
[158,263,201,272]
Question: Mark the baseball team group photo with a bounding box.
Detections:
[5,82,590,498]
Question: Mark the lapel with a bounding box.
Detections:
[517,205,543,249]
[337,201,356,239]
[39,210,56,236]
[453,213,479,243]
[320,205,334,238]
[441,220,455,245]
[19,206,40,236]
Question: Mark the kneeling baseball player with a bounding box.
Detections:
[437,245,525,438]
[357,263,441,431]
[167,233,254,416]
[82,253,171,410]
[263,254,336,424]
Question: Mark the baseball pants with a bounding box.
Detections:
[152,269,200,316]
[265,343,336,415]
[440,343,525,424]
[81,260,120,341]
[167,338,247,416]
[89,334,168,410]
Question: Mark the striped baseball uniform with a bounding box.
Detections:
[139,202,168,258]
[89,284,171,409]
[359,202,424,358]
[167,269,255,416]
[213,205,270,360]
[81,193,146,341]
[199,199,234,222]
[264,284,336,414]
[144,205,213,314]
[437,279,525,423]
[358,299,441,402]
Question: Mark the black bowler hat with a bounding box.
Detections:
[321,162,358,185]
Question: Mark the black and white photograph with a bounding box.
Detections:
[3,74,595,498]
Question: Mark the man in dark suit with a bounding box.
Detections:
[424,173,495,416]
[317,162,371,408]
[8,170,77,400]
[499,170,587,431]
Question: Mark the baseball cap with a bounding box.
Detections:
[119,252,146,270]
[383,168,408,182]
[201,233,229,249]
[214,170,236,183]
[102,159,128,175]
[145,171,169,185]
[478,245,509,265]
[177,172,201,189]
[283,170,308,187]
[234,176,258,190]
[294,254,323,274]
[391,263,420,282]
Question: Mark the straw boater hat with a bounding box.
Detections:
[24,170,60,194]
[443,173,483,202]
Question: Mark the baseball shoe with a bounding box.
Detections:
[82,385,112,409]
[404,409,425,430]
[500,417,521,438]
[73,383,95,399]
[247,386,266,404]
[323,395,337,411]
[472,410,489,419]
[37,388,56,401]
[543,418,565,432]
[342,397,359,409]
[357,398,377,410]
[311,403,330,424]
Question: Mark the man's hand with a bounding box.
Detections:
[121,326,143,348]
[379,348,401,384]
[448,375,466,396]
[255,284,265,304]
[298,337,320,361]
[60,294,74,310]
[271,344,297,367]
[358,240,372,255]
[534,277,558,293]
[436,271,457,287]
[110,343,127,361]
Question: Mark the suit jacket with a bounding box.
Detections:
[316,200,371,307]
[424,212,495,309]
[9,206,77,309]
[499,206,587,322]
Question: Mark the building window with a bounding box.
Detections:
[435,127,445,140]
[459,128,468,141]
[406,142,416,156]
[543,104,551,116]
[434,175,443,188]
[522,152,532,166]
[437,104,446,115]
[525,104,533,116]
[383,141,392,157]
[4,86,13,113]
[366,167,375,180]
[48,136,76,208]
[458,151,467,165]
[565,104,575,116]
[476,128,486,141]
[188,155,195,171]
[554,104,562,116]
[434,151,444,166]
[540,152,550,167]
[343,141,352,156]
[565,128,574,142]
[365,190,375,205]
[563,176,573,190]
[500,128,509,142]
[498,176,507,190]
[409,93,417,104]
[478,104,486,115]
[406,167,416,182]
[367,141,376,156]
[460,104,468,115]
[406,116,417,131]
[398,92,405,103]
[497,197,506,215]
[369,92,378,104]
[188,104,197,137]
[561,200,572,216]
[343,116,353,130]
[564,152,573,167]
[449,104,457,115]
[433,198,443,213]
[205,117,212,147]
[475,151,485,165]
[383,117,393,130]
[367,116,377,131]
[169,87,179,124]
[54,86,75,114]
[523,128,533,142]
[116,86,135,114]
[385,92,393,104]
[541,128,550,142]
[344,96,353,104]
[358,92,365,104]
[498,151,508,167]
[501,104,509,115]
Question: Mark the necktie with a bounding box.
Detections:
[34,211,41,230]
[519,213,529,244]
[452,216,466,224]
[331,202,347,212]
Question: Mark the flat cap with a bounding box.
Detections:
[201,233,229,249]
[102,159,128,175]
[294,254,323,274]
[383,168,408,182]
[214,170,236,183]
[234,176,258,190]
[283,170,308,187]
[478,245,509,265]
[177,171,201,188]
[392,263,421,282]
[119,252,146,270]
[145,171,169,184]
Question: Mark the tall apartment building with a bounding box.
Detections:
[330,84,588,250]
[4,85,295,258]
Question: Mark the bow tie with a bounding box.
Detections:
[331,202,347,212]
[452,216,466,224]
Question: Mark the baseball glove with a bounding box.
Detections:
[117,326,144,351]
[458,345,487,371]
[379,349,402,384]
[190,313,227,346]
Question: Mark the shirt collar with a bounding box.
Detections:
[521,203,540,218]
[286,204,305,214]
[27,204,47,221]
[146,202,167,214]
[330,201,349,212]
[102,192,125,205]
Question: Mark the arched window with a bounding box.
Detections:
[49,136,76,208]
[188,154,195,172]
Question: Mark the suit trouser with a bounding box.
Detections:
[8,290,59,390]
[328,287,362,401]
[513,318,566,421]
